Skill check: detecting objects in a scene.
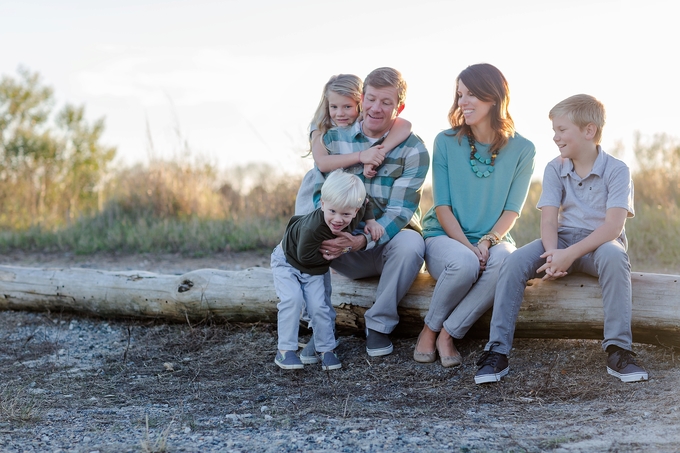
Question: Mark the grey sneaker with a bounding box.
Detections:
[300,336,341,364]
[366,328,393,357]
[474,351,509,384]
[607,349,648,382]
[321,351,342,370]
[274,351,304,370]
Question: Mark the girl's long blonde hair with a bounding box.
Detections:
[311,74,363,137]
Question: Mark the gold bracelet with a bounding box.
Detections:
[479,233,501,247]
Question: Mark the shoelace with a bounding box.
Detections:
[613,350,637,369]
[476,351,499,367]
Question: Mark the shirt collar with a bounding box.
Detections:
[560,145,606,178]
[357,120,390,142]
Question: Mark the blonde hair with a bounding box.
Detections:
[364,67,407,108]
[448,63,515,154]
[549,94,606,144]
[311,74,363,137]
[320,169,366,209]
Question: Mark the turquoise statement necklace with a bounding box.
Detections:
[467,133,498,178]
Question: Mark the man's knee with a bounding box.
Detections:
[387,229,425,259]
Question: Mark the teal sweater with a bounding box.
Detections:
[421,129,535,244]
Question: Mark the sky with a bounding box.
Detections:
[1,0,679,181]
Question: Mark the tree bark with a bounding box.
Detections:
[0,265,678,347]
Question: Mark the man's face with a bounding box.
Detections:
[361,85,403,138]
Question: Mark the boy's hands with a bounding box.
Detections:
[363,219,385,242]
[537,249,574,280]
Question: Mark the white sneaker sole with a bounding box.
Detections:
[474,367,509,384]
[607,367,648,382]
[366,344,393,357]
[274,359,303,370]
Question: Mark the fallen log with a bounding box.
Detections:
[0,265,678,347]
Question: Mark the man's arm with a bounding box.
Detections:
[372,138,430,245]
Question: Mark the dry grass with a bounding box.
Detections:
[0,384,42,423]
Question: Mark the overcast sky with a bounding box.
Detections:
[2,0,678,180]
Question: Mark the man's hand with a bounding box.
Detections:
[319,232,367,260]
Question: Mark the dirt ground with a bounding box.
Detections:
[1,251,679,452]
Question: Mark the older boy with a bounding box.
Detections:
[272,170,384,371]
[475,94,648,384]
[311,67,430,357]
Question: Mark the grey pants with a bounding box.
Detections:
[485,229,633,355]
[329,229,425,334]
[271,245,336,352]
[424,235,515,339]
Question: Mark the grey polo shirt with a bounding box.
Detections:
[537,147,634,243]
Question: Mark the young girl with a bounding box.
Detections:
[294,74,412,215]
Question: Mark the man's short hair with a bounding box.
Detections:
[364,67,407,108]
[321,169,366,209]
[549,94,606,144]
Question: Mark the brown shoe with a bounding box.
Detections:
[413,331,437,363]
[436,334,462,368]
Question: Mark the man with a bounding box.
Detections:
[311,67,430,357]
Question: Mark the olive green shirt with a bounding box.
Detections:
[282,200,374,275]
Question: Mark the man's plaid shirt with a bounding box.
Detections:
[312,121,430,249]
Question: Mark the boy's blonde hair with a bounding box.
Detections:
[364,67,407,108]
[549,94,606,144]
[320,169,366,210]
[311,74,363,137]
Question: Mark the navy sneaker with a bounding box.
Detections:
[607,349,648,382]
[274,351,304,370]
[474,351,509,384]
[300,336,341,364]
[366,328,393,357]
[320,351,342,370]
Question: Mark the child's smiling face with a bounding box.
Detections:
[551,115,593,159]
[327,92,360,128]
[321,201,358,234]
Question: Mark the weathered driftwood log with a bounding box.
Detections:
[0,265,678,347]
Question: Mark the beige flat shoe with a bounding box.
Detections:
[413,331,437,363]
[437,335,462,368]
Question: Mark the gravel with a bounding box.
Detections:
[1,252,679,452]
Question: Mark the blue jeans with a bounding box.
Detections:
[424,235,514,339]
[485,228,633,355]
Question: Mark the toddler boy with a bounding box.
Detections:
[272,169,384,370]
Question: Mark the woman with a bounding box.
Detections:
[414,63,535,367]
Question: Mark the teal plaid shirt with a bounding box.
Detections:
[312,121,430,249]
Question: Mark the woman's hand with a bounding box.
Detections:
[469,242,488,271]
